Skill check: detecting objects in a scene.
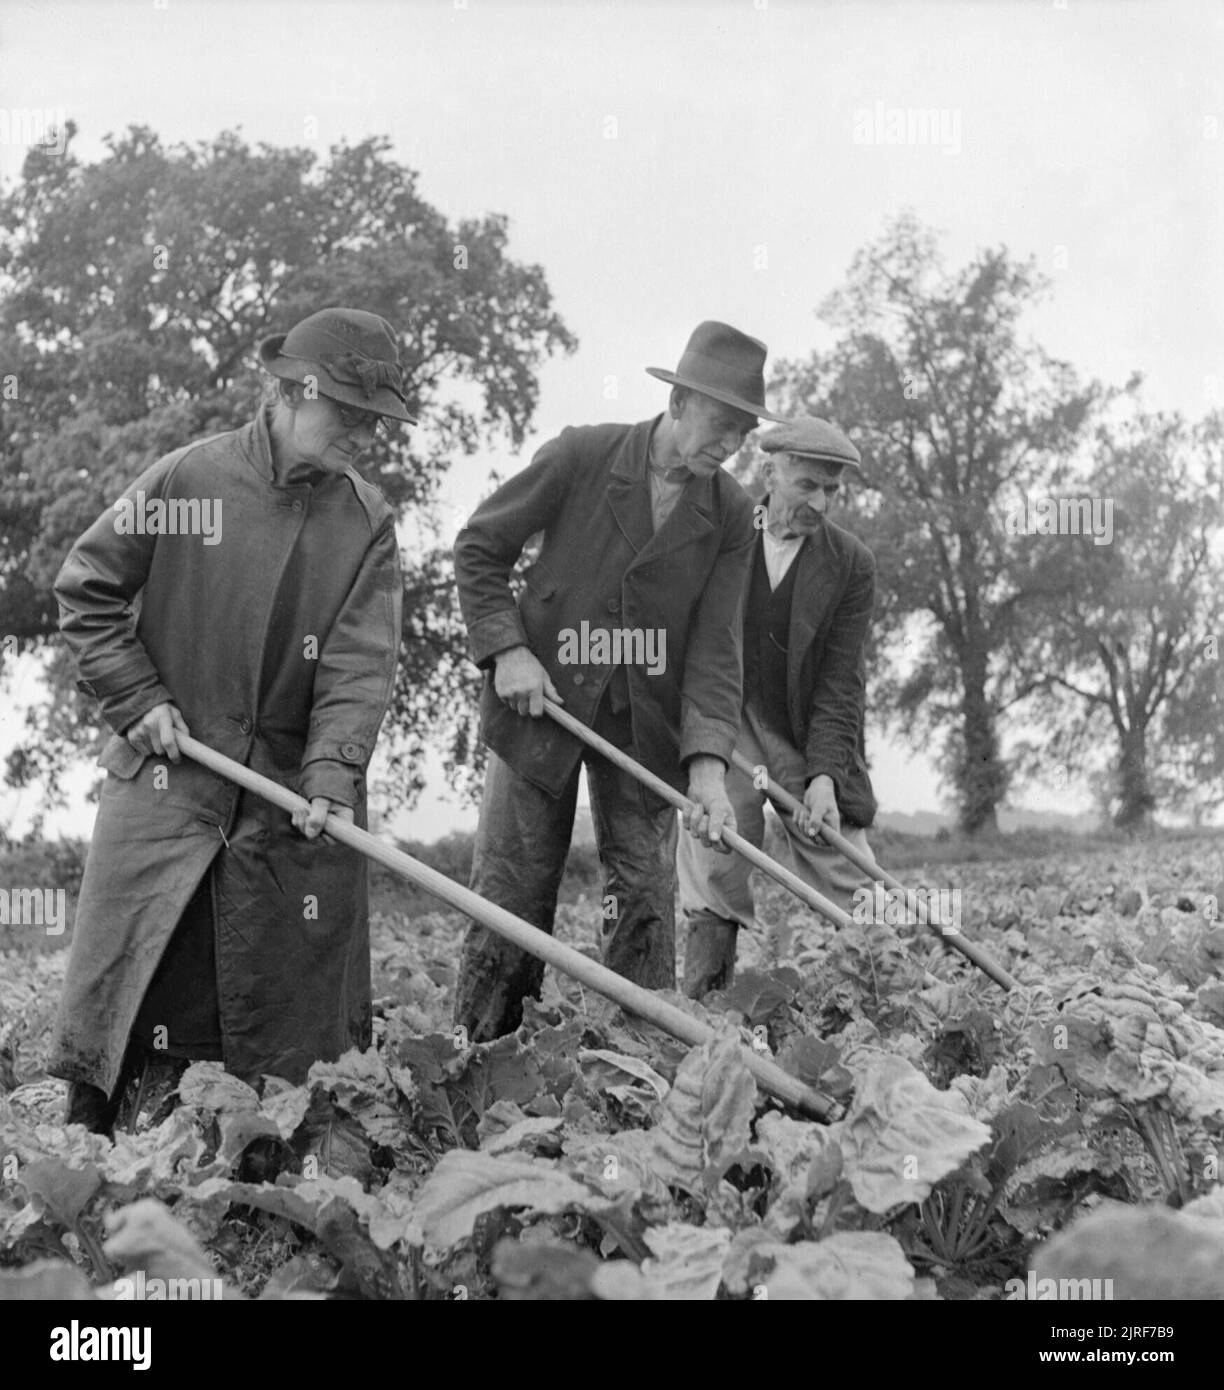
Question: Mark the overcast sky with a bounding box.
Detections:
[2,0,1221,839]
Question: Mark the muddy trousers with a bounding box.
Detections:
[676,703,877,998]
[454,706,678,1042]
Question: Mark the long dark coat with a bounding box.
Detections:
[454,417,755,800]
[774,515,877,829]
[50,408,402,1095]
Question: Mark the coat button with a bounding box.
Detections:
[606,598,620,614]
[240,718,252,733]
[573,674,585,686]
[292,500,303,512]
[340,742,361,760]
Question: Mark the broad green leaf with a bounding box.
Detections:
[561,1129,669,1203]
[19,1156,100,1228]
[258,1082,313,1140]
[413,1150,609,1250]
[1033,1201,1224,1300]
[102,1198,226,1289]
[578,1049,670,1101]
[479,1114,565,1157]
[718,967,800,1027]
[833,1055,990,1213]
[177,1062,260,1113]
[306,1047,396,1110]
[1184,1188,1224,1222]
[640,1222,731,1299]
[0,1259,97,1300]
[491,1237,601,1300]
[257,1252,337,1299]
[103,1108,207,1187]
[734,1231,915,1300]
[753,1112,840,1234]
[775,1034,854,1101]
[651,1032,757,1194]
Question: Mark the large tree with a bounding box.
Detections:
[1022,401,1224,830]
[772,214,1095,834]
[0,123,575,819]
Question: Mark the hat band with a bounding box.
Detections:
[675,348,766,404]
[280,350,406,403]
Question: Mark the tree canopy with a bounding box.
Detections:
[0,124,576,817]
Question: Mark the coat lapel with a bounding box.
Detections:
[607,416,717,565]
[606,419,655,555]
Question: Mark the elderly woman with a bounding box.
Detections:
[50,308,410,1133]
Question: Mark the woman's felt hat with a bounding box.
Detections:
[259,308,416,422]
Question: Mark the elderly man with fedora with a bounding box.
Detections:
[50,307,409,1133]
[453,321,787,1041]
[677,415,880,997]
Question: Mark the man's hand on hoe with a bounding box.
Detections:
[685,755,736,853]
[493,645,563,717]
[795,773,840,840]
[125,702,190,762]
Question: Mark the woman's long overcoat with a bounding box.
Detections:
[50,408,402,1095]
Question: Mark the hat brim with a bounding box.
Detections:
[645,367,788,424]
[766,450,866,489]
[258,334,417,424]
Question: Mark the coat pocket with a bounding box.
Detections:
[98,732,147,781]
[524,561,559,601]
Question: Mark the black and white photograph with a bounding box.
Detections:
[0,0,1222,1338]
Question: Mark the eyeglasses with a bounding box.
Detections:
[328,398,388,435]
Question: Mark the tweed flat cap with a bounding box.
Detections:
[759,415,861,468]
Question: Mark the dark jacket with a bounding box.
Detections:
[50,408,402,1094]
[455,417,755,799]
[758,514,877,829]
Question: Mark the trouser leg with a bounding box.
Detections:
[676,753,766,998]
[741,702,879,916]
[453,749,579,1042]
[585,701,678,991]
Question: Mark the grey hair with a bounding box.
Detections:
[261,375,305,409]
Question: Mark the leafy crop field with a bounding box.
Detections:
[3,832,1224,1300]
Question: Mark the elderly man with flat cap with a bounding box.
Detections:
[453,321,787,1041]
[51,308,409,1132]
[677,415,880,997]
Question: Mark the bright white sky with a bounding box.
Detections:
[1,0,1221,838]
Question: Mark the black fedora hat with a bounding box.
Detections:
[646,321,787,423]
[259,308,416,423]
